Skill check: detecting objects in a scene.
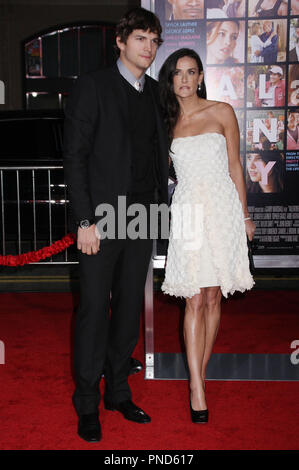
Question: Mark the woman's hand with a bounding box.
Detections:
[245,219,256,241]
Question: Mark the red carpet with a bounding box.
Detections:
[0,291,298,450]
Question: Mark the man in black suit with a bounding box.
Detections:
[63,7,169,442]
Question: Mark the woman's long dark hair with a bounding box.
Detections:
[246,150,284,193]
[158,48,207,145]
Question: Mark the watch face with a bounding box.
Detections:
[80,219,90,229]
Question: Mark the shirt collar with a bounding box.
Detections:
[117,58,145,91]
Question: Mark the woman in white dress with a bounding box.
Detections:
[158,48,256,423]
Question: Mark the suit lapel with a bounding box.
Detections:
[109,65,130,125]
[146,75,163,123]
[146,76,169,155]
[146,76,169,203]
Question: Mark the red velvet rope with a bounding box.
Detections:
[0,233,76,266]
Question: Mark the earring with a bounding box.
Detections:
[198,83,201,91]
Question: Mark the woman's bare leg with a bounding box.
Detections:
[184,291,207,411]
[201,286,222,383]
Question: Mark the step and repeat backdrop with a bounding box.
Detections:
[144,0,299,256]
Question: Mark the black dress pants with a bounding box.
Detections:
[73,199,153,417]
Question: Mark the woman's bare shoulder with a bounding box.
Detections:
[203,99,221,109]
[204,100,233,113]
[207,102,237,131]
[210,101,236,118]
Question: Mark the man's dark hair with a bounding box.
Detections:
[115,7,163,56]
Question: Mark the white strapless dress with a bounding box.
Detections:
[161,132,254,298]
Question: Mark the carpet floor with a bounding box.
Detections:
[0,291,298,450]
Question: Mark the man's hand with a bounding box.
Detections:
[255,50,261,56]
[77,224,100,255]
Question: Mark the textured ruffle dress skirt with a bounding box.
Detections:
[161,133,254,299]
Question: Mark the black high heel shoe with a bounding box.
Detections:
[190,401,209,424]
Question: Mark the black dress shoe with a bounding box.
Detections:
[78,412,102,442]
[190,402,209,424]
[129,357,143,375]
[104,399,151,423]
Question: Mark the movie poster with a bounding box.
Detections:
[25,39,42,77]
[145,0,299,256]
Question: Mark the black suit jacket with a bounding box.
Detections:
[63,65,169,230]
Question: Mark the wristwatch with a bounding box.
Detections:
[77,219,95,229]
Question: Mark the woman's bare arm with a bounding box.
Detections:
[219,103,256,240]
